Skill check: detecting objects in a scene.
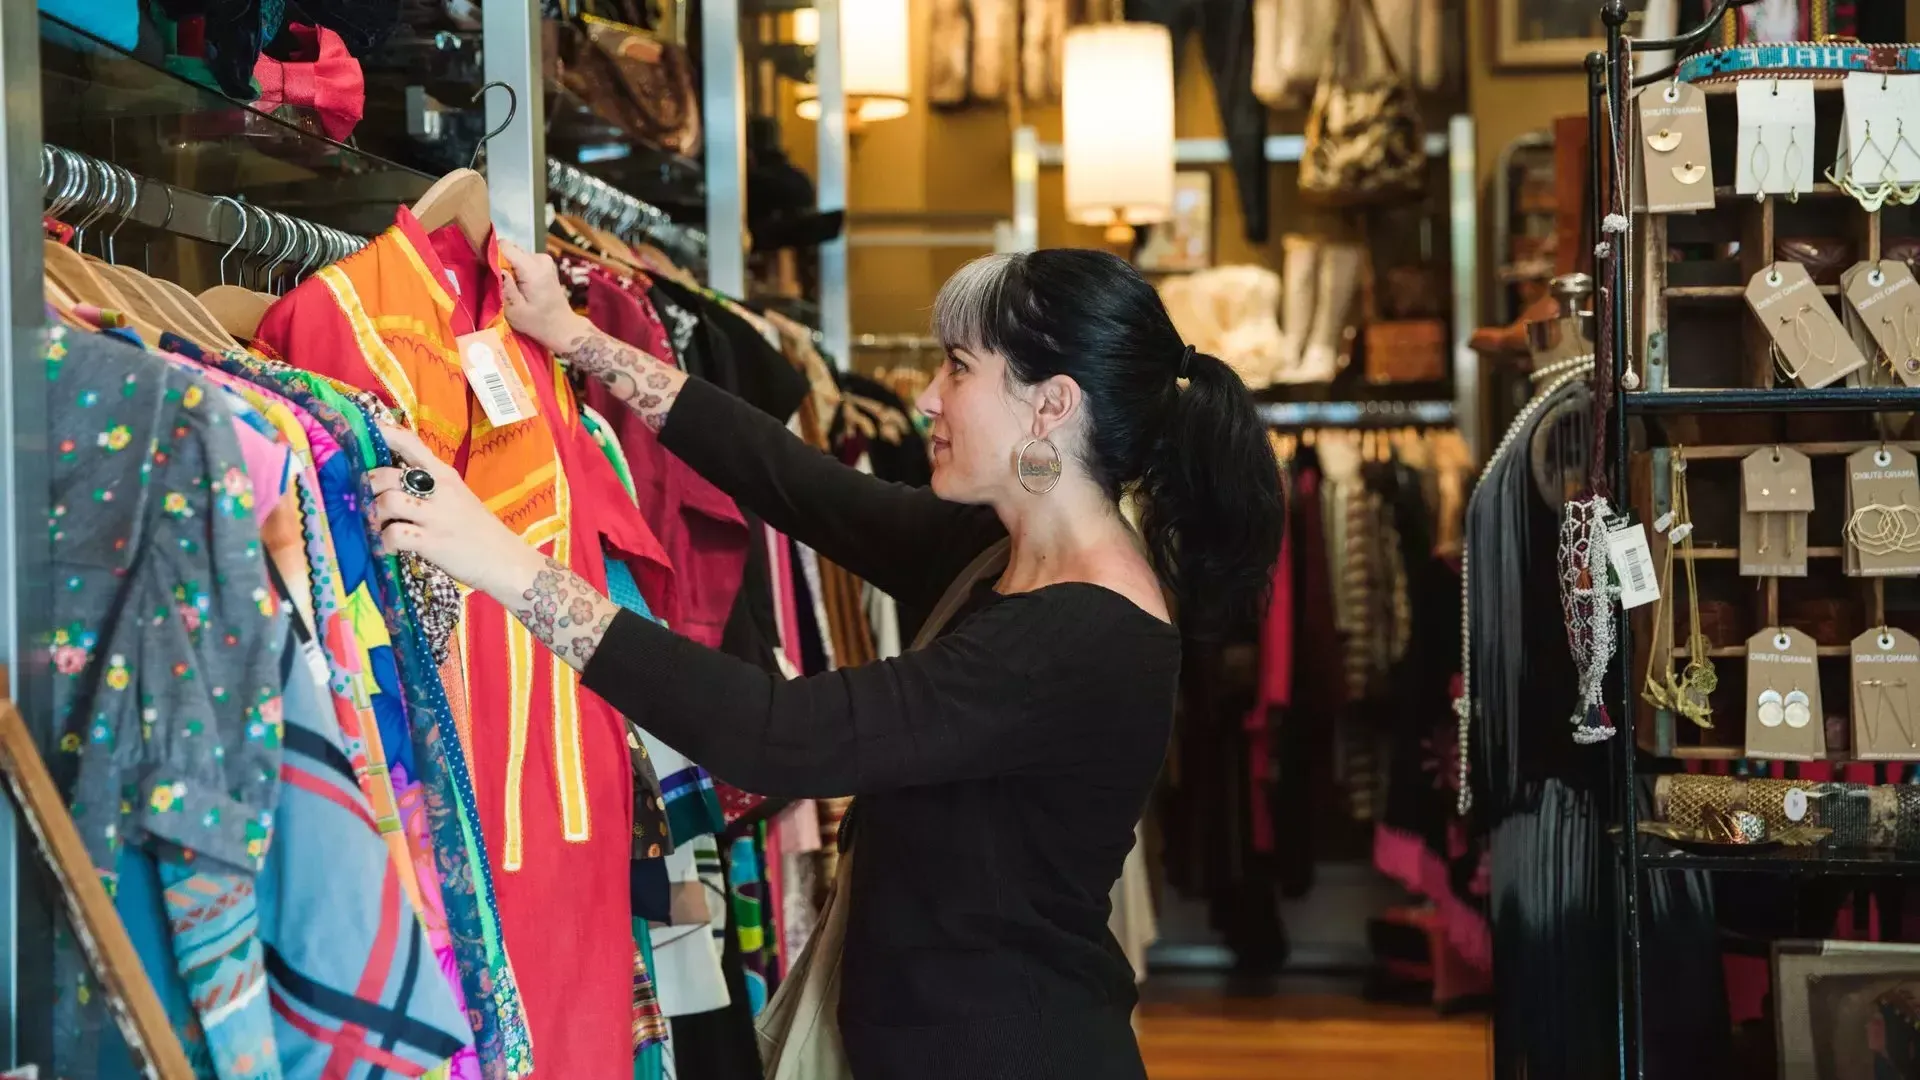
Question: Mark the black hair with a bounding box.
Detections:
[931,248,1286,634]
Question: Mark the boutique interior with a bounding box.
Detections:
[19,0,1920,1078]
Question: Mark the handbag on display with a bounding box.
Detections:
[755,540,1012,1080]
[1362,256,1447,383]
[545,13,701,156]
[1299,0,1426,206]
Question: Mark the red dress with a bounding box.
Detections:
[257,208,673,1077]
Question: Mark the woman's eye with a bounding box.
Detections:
[947,355,968,375]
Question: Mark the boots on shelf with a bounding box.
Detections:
[1270,234,1321,383]
[1281,240,1363,384]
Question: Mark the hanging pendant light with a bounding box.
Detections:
[796,0,910,126]
[1063,22,1174,244]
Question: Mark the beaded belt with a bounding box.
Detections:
[1677,42,1920,84]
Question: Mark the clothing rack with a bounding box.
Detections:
[547,158,707,265]
[40,144,368,264]
[1257,399,1456,429]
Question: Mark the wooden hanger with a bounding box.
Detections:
[44,241,165,341]
[88,261,180,341]
[147,277,243,351]
[198,285,273,342]
[411,168,492,251]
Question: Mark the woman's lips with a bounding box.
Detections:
[931,436,950,454]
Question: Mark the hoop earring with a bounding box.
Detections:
[1750,136,1772,202]
[1015,437,1063,495]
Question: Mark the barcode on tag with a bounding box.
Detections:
[461,339,529,427]
[1606,522,1661,610]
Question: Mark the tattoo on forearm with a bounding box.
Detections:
[510,556,621,671]
[559,331,684,432]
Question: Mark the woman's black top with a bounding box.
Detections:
[582,377,1179,1079]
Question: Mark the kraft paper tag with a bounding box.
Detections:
[456,327,538,428]
[1639,81,1715,213]
[1748,263,1866,389]
[1851,627,1920,760]
[1739,447,1813,577]
[1845,445,1920,576]
[1844,260,1920,385]
[1745,627,1827,761]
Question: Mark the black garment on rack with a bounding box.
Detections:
[1124,0,1268,243]
[668,870,768,1080]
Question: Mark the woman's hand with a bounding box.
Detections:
[369,422,624,672]
[367,423,544,598]
[499,238,593,353]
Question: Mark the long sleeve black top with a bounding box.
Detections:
[582,377,1179,1079]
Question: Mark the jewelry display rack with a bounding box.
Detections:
[1596,2,1920,1077]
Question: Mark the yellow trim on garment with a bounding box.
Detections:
[502,615,534,873]
[549,471,589,842]
[315,266,419,421]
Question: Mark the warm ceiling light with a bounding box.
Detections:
[795,0,910,126]
[1063,23,1174,242]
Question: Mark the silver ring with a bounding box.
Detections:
[400,467,437,500]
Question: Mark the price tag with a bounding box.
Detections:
[456,327,538,428]
[1785,787,1808,822]
[1606,520,1661,610]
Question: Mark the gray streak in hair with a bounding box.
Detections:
[931,252,1024,355]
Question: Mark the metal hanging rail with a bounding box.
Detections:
[547,159,708,266]
[40,145,368,266]
[1256,398,1456,429]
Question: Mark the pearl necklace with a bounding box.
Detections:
[1454,354,1596,815]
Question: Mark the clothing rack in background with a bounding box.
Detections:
[547,158,707,270]
[41,145,367,268]
[1257,399,1456,429]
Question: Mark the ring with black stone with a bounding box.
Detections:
[401,467,437,500]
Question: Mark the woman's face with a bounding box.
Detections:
[917,347,1034,504]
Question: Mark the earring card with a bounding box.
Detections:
[1640,81,1716,213]
[1845,445,1920,577]
[1851,628,1920,760]
[1747,262,1867,389]
[1736,79,1815,197]
[1745,626,1827,761]
[1843,260,1920,386]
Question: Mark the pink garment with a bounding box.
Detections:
[772,529,804,675]
[1244,521,1294,854]
[231,417,292,527]
[581,270,748,646]
[395,773,483,1080]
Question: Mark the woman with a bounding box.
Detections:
[368,244,1285,1078]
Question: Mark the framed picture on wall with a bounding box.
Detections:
[1493,0,1644,69]
[1775,940,1920,1079]
[1135,171,1213,274]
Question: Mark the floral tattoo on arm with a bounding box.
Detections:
[510,557,622,672]
[558,330,686,432]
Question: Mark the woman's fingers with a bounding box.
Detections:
[375,422,444,475]
[366,466,404,498]
[371,488,430,529]
[378,521,427,556]
[501,269,527,309]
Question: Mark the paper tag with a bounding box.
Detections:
[1845,445,1920,576]
[1745,626,1827,761]
[1850,627,1920,759]
[1640,81,1716,212]
[456,328,538,428]
[1839,73,1920,188]
[1742,446,1814,512]
[1748,262,1867,388]
[1740,511,1809,577]
[1737,80,1816,196]
[1784,787,1809,822]
[1844,260,1920,385]
[1606,521,1661,610]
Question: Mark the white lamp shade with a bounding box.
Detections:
[1063,23,1174,228]
[797,0,910,122]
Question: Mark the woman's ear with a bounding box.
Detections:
[1031,375,1083,438]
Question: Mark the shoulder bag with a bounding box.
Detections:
[1299,0,1426,206]
[754,538,1012,1080]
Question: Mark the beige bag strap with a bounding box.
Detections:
[909,538,1012,652]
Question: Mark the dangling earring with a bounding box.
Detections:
[1784,687,1813,729]
[1015,436,1062,495]
[1758,688,1785,728]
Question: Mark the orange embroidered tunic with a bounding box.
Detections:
[256,208,674,1078]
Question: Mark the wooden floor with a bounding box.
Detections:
[1136,979,1491,1079]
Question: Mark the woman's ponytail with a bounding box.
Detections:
[1137,349,1286,637]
